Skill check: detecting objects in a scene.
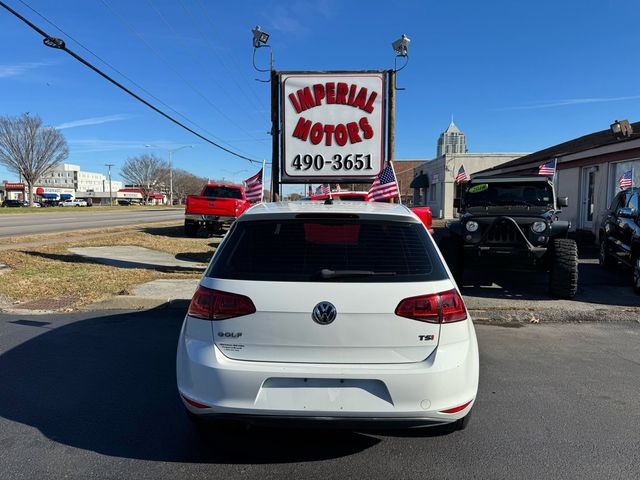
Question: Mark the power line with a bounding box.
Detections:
[149,0,265,120]
[0,0,261,164]
[15,0,242,152]
[99,0,261,142]
[181,0,266,114]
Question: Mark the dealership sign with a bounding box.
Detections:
[280,72,385,182]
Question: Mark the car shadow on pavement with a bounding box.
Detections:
[142,225,226,240]
[0,307,380,463]
[175,251,214,264]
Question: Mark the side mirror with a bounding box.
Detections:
[453,198,461,209]
[557,197,569,208]
[617,207,636,219]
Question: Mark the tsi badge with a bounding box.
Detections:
[312,301,337,325]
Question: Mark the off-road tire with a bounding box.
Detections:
[598,235,617,269]
[549,238,578,299]
[184,221,198,238]
[441,239,464,285]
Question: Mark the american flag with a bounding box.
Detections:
[455,165,468,184]
[367,165,399,201]
[619,170,632,189]
[243,168,263,202]
[538,159,557,176]
[315,184,330,195]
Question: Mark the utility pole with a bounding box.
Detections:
[168,150,173,205]
[105,163,114,206]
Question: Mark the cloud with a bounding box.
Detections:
[495,95,640,111]
[264,0,334,34]
[55,114,135,130]
[67,139,173,154]
[0,61,56,78]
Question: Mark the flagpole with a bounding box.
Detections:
[260,160,266,202]
[389,161,402,204]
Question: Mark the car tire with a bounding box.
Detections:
[185,409,246,435]
[184,221,198,238]
[441,240,464,285]
[633,254,640,295]
[599,235,617,269]
[455,409,473,430]
[549,238,579,299]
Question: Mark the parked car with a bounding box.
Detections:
[307,191,434,233]
[599,187,640,293]
[177,201,479,431]
[60,199,88,207]
[184,184,252,237]
[445,176,578,298]
[1,199,24,208]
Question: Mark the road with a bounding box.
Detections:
[0,308,638,479]
[0,208,184,238]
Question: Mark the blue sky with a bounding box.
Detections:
[1,0,639,188]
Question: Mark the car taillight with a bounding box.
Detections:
[395,289,467,323]
[188,286,256,320]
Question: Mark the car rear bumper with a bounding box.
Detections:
[176,317,479,425]
[185,214,235,224]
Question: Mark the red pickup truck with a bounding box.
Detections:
[184,184,252,237]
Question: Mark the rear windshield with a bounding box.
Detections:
[207,218,447,282]
[202,186,243,199]
[465,182,553,207]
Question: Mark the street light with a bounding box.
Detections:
[145,144,193,205]
[105,163,114,206]
[392,34,410,57]
[252,26,269,48]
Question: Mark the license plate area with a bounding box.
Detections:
[254,378,393,412]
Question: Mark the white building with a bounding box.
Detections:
[475,119,640,242]
[411,122,528,218]
[38,163,123,194]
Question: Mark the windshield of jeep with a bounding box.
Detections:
[464,182,554,209]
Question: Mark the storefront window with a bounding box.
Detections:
[610,159,640,203]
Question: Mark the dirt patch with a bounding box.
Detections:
[0,224,217,311]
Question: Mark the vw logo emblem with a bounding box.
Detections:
[312,301,337,325]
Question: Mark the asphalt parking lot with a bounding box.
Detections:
[0,307,639,480]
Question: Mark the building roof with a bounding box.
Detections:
[478,120,640,176]
[443,120,462,134]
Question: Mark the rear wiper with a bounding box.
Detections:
[468,200,496,206]
[318,269,396,279]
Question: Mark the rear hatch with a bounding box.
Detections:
[201,216,452,364]
[186,196,242,216]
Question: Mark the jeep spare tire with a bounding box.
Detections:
[549,238,578,299]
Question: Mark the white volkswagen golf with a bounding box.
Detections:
[176,201,479,430]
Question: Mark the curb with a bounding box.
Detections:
[470,308,640,325]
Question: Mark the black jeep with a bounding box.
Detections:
[444,176,578,299]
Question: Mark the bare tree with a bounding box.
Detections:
[0,113,69,206]
[172,169,207,204]
[120,153,170,204]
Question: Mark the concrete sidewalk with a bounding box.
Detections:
[69,246,206,272]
